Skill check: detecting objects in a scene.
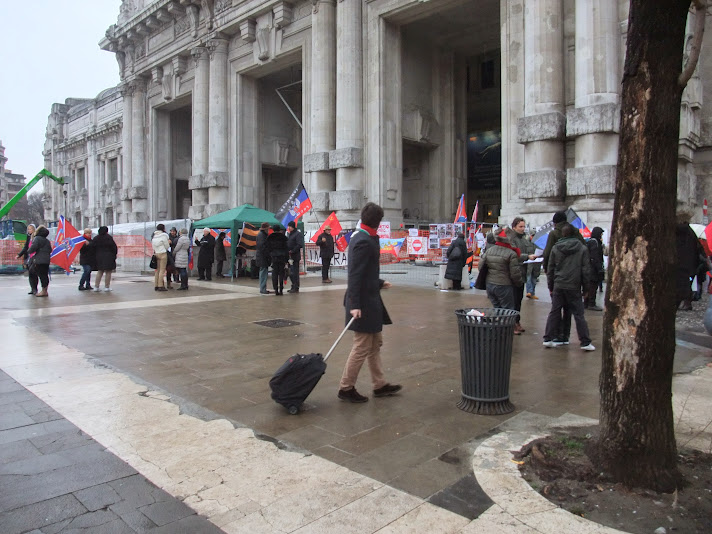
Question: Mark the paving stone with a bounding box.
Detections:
[0,493,86,534]
[0,389,35,407]
[109,474,169,510]
[74,482,123,511]
[0,411,37,430]
[150,514,225,533]
[58,518,136,534]
[139,498,195,526]
[427,473,494,520]
[113,509,158,533]
[0,419,76,446]
[29,427,94,454]
[0,438,41,465]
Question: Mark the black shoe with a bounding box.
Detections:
[86,286,93,291]
[338,388,368,403]
[157,287,168,292]
[177,287,188,290]
[373,384,402,397]
[78,286,86,291]
[260,290,272,294]
[198,277,205,281]
[155,287,159,291]
[288,288,299,293]
[28,290,37,295]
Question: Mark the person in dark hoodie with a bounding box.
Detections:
[27,225,52,297]
[267,225,289,295]
[585,227,605,310]
[93,226,118,292]
[444,232,468,290]
[543,223,595,351]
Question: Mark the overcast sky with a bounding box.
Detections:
[0,0,120,182]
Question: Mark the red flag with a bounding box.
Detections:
[472,201,479,224]
[310,212,343,242]
[50,215,85,273]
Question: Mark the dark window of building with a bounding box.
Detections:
[481,59,495,89]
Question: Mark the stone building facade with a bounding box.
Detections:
[42,0,712,231]
[0,141,27,213]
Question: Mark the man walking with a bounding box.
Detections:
[316,225,335,283]
[256,222,272,294]
[338,202,401,403]
[287,220,304,293]
[543,224,595,351]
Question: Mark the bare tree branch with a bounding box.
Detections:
[679,0,707,86]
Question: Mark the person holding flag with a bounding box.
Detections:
[286,220,304,293]
[27,225,52,297]
[316,225,335,283]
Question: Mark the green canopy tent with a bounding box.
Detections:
[191,203,303,278]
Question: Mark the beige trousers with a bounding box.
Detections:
[154,252,168,288]
[95,270,112,288]
[339,331,387,390]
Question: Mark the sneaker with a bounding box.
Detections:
[104,287,112,292]
[581,344,596,351]
[338,388,368,403]
[552,339,569,345]
[542,340,557,348]
[93,288,101,292]
[373,384,402,397]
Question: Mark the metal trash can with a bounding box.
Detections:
[455,308,519,415]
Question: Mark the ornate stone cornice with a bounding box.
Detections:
[191,46,209,66]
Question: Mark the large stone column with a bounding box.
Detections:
[130,78,148,221]
[207,37,229,214]
[304,0,336,213]
[331,0,363,213]
[190,46,210,220]
[567,0,619,213]
[516,0,565,214]
[120,83,133,222]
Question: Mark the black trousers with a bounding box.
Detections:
[290,258,300,289]
[544,289,591,346]
[215,260,224,276]
[321,256,332,280]
[272,261,286,293]
[198,264,212,280]
[29,264,50,291]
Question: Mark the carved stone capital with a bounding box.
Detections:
[204,171,229,187]
[303,152,330,172]
[240,19,256,43]
[517,112,566,144]
[119,82,134,98]
[566,166,616,196]
[191,46,209,67]
[329,147,363,169]
[207,37,229,59]
[566,103,620,137]
[517,170,566,200]
[129,77,148,94]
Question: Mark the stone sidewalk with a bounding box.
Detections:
[0,272,710,533]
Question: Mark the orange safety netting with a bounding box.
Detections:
[113,235,153,259]
[0,241,24,271]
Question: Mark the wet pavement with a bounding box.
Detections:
[1,270,710,533]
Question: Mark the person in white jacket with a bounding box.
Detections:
[151,223,171,291]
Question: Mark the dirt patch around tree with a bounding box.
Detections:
[515,427,712,533]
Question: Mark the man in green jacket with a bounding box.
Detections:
[543,224,595,351]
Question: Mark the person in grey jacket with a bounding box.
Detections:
[478,230,523,311]
[172,228,191,290]
[543,224,595,351]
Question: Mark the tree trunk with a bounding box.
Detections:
[599,0,690,492]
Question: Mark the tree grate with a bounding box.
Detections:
[254,318,303,328]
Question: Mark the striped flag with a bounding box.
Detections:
[454,194,467,224]
[275,182,312,227]
[50,215,85,273]
[238,222,259,250]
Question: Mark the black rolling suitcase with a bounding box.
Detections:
[270,317,355,414]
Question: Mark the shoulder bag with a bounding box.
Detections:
[474,261,488,290]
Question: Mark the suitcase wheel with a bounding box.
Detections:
[288,405,299,415]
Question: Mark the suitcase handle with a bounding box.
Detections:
[324,316,356,362]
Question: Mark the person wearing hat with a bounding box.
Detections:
[194,227,216,281]
[267,224,289,295]
[316,225,335,283]
[255,222,272,294]
[585,227,605,310]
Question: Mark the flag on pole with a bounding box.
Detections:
[209,228,231,245]
[238,222,259,250]
[454,194,467,224]
[472,201,479,224]
[50,215,85,273]
[275,182,312,227]
[532,207,591,249]
[310,212,343,242]
[188,241,194,270]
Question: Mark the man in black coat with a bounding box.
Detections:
[195,228,216,281]
[316,225,335,283]
[286,220,304,293]
[338,202,402,403]
[267,225,289,295]
[585,227,605,310]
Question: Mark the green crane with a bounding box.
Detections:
[0,168,65,220]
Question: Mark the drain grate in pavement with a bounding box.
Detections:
[254,318,303,328]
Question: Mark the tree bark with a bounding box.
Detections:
[599,0,690,492]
